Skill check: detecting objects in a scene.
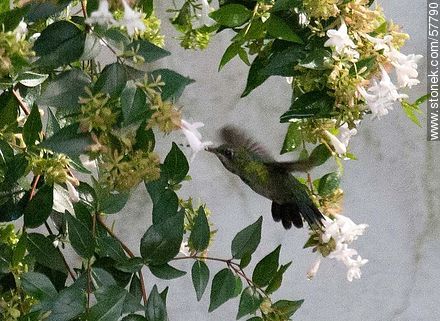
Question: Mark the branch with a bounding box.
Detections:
[97,215,148,305]
[12,87,30,115]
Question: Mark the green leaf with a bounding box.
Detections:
[150,69,194,101]
[140,212,184,265]
[65,212,95,259]
[261,45,305,76]
[0,6,30,31]
[21,272,58,311]
[89,285,127,321]
[237,287,262,319]
[299,49,332,70]
[46,108,61,137]
[252,245,280,287]
[150,188,179,225]
[192,260,209,301]
[209,268,236,312]
[80,33,102,60]
[34,21,86,67]
[265,261,292,294]
[149,263,186,280]
[308,144,332,166]
[27,233,66,273]
[27,1,71,22]
[233,276,243,298]
[241,56,270,97]
[46,286,86,321]
[317,172,340,196]
[134,121,155,152]
[39,123,93,159]
[94,62,128,97]
[23,104,42,146]
[115,257,144,273]
[146,285,168,321]
[240,253,252,269]
[209,4,251,27]
[127,40,170,63]
[246,318,263,321]
[23,184,53,228]
[265,15,303,43]
[401,98,425,127]
[97,188,130,214]
[16,72,49,87]
[162,142,189,184]
[37,69,91,113]
[350,56,376,76]
[271,0,301,12]
[121,81,148,126]
[280,91,335,121]
[231,216,262,259]
[96,235,127,262]
[189,207,210,252]
[281,122,302,154]
[139,0,154,17]
[0,91,18,130]
[219,42,242,71]
[272,299,304,318]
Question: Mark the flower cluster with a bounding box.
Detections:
[0,22,34,78]
[86,0,151,37]
[307,214,369,281]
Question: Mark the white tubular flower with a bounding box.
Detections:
[387,48,423,88]
[333,214,368,244]
[321,216,341,243]
[179,241,191,257]
[180,119,213,161]
[324,20,357,55]
[307,258,322,280]
[65,180,80,203]
[86,0,116,26]
[358,66,408,119]
[324,130,346,155]
[198,0,216,27]
[363,34,393,53]
[328,243,358,262]
[338,123,358,148]
[346,255,368,282]
[121,0,146,36]
[14,20,28,40]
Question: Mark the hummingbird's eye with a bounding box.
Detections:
[223,148,234,159]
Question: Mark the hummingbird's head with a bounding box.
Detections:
[207,126,273,175]
[206,145,241,174]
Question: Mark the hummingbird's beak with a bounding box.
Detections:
[206,146,216,153]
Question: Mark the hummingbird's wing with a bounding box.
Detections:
[220,125,274,161]
[264,159,314,172]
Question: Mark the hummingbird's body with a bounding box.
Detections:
[208,126,324,230]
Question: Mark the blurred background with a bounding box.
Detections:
[102,0,440,320]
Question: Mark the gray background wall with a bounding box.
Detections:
[109,1,440,320]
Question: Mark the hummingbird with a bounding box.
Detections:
[207,126,324,230]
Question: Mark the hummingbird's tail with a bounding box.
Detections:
[271,201,324,230]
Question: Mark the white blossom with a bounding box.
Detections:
[197,0,216,27]
[307,258,322,280]
[328,243,358,262]
[338,123,358,148]
[180,119,212,161]
[85,0,116,26]
[358,66,408,119]
[387,48,423,88]
[324,20,357,55]
[346,255,368,282]
[324,130,346,155]
[66,180,80,203]
[363,34,393,53]
[121,0,146,36]
[333,214,368,243]
[179,241,191,257]
[14,20,28,40]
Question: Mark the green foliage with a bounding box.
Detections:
[231,216,262,259]
[208,268,236,312]
[191,260,210,301]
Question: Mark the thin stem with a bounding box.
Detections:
[80,0,87,18]
[12,87,30,115]
[96,216,148,305]
[87,212,96,313]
